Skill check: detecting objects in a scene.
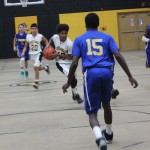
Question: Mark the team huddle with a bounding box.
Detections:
[13,13,150,150]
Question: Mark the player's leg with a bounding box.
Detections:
[111,67,119,99]
[31,53,41,89]
[111,88,119,99]
[33,66,40,89]
[145,49,150,68]
[102,103,113,144]
[71,75,83,103]
[101,70,113,144]
[18,50,25,78]
[38,52,50,74]
[32,53,50,89]
[39,65,50,74]
[84,68,107,150]
[20,57,25,78]
[56,62,83,103]
[24,52,29,78]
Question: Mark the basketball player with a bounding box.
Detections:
[13,24,29,78]
[21,23,50,89]
[62,13,138,150]
[142,24,150,68]
[49,24,83,104]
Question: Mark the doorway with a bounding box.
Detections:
[118,12,150,50]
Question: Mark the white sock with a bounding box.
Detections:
[20,68,24,72]
[35,80,39,83]
[106,124,112,135]
[20,58,25,68]
[72,88,78,95]
[93,126,103,140]
[44,66,47,70]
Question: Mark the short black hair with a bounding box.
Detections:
[85,13,99,29]
[31,23,38,28]
[56,24,69,33]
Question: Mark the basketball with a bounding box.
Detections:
[43,46,55,60]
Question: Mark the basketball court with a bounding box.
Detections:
[0,50,150,150]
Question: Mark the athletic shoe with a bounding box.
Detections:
[102,129,113,144]
[25,71,29,78]
[33,83,39,89]
[45,64,50,75]
[72,92,83,104]
[20,71,24,78]
[111,89,119,99]
[96,138,107,150]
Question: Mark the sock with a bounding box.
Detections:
[35,80,39,84]
[93,126,103,140]
[72,87,78,95]
[44,66,47,70]
[24,68,28,72]
[20,58,25,68]
[20,68,24,72]
[106,124,112,135]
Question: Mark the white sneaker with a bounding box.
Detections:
[45,64,50,75]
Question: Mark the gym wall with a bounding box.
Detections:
[0,0,148,58]
[59,8,150,46]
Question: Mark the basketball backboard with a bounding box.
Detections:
[4,0,45,6]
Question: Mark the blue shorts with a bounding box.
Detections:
[17,49,29,61]
[83,68,113,114]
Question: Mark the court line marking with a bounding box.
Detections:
[122,141,145,148]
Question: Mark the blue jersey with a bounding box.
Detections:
[72,30,118,72]
[15,32,27,51]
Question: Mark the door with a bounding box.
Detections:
[118,13,138,50]
[137,12,150,49]
[118,12,150,50]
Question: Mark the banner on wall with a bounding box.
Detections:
[14,16,37,33]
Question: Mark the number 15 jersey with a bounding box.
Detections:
[26,34,43,54]
[72,30,119,73]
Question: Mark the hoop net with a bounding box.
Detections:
[20,0,28,7]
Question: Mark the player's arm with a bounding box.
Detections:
[59,53,72,60]
[142,28,150,42]
[21,42,28,56]
[13,35,17,52]
[113,50,138,88]
[142,36,150,42]
[62,56,80,93]
[42,36,49,48]
[49,38,55,48]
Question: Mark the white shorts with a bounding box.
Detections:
[56,62,76,77]
[30,52,42,67]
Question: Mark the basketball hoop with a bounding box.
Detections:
[20,0,28,7]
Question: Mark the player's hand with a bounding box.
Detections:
[129,77,138,88]
[13,47,17,52]
[62,83,70,93]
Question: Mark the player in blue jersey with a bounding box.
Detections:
[13,24,29,78]
[62,13,138,150]
[142,24,150,68]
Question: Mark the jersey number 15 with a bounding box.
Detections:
[86,39,103,56]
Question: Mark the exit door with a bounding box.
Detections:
[118,12,150,50]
